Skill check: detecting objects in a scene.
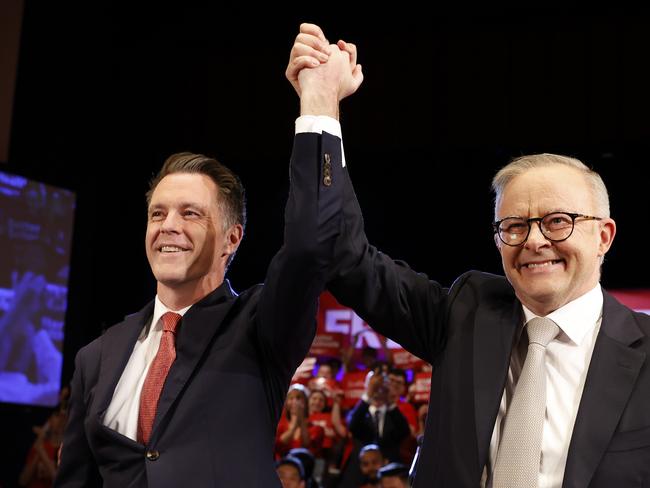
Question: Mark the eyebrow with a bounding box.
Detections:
[148,202,209,213]
[500,209,578,219]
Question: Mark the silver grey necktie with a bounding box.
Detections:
[492,316,560,487]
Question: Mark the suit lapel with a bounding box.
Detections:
[473,296,522,470]
[151,281,238,439]
[562,291,646,488]
[94,302,155,416]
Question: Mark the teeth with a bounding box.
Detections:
[526,260,558,268]
[161,246,184,252]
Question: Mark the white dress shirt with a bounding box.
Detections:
[485,284,603,487]
[368,404,388,437]
[103,296,190,441]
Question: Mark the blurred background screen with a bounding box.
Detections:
[0,169,75,407]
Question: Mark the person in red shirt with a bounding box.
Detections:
[276,384,325,458]
[19,408,67,488]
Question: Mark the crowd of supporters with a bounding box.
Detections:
[275,337,430,488]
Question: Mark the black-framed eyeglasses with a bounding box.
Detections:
[493,212,602,247]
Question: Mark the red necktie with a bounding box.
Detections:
[137,311,182,445]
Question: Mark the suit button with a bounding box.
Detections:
[323,153,333,186]
[146,450,160,461]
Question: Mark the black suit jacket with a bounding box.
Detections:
[347,400,410,462]
[55,132,344,487]
[319,132,650,487]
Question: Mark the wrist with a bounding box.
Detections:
[300,87,339,118]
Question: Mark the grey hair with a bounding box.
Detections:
[491,153,610,219]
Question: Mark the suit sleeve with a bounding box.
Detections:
[54,350,101,487]
[256,131,344,379]
[347,399,373,443]
[326,162,449,364]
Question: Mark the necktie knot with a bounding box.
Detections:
[526,316,559,348]
[161,312,182,334]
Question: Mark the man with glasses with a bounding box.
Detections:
[287,22,650,488]
[386,368,418,436]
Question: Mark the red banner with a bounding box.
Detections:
[609,289,650,314]
[313,291,429,369]
[308,332,345,358]
[412,371,432,404]
[340,371,367,410]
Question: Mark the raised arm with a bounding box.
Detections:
[255,28,362,383]
[288,24,449,364]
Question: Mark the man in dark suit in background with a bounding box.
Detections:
[287,23,650,488]
[55,42,362,487]
[340,373,410,487]
[347,372,410,463]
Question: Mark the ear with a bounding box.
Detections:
[597,218,616,257]
[223,223,244,256]
[494,232,503,251]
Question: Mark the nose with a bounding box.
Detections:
[524,221,550,251]
[160,211,182,233]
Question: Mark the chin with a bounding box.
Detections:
[153,270,189,288]
[524,293,567,313]
[519,273,563,290]
[518,282,564,303]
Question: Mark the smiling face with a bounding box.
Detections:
[308,390,327,414]
[286,388,308,416]
[495,164,616,315]
[145,172,242,308]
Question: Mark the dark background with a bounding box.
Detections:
[2,5,649,484]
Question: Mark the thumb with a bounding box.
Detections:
[352,64,364,88]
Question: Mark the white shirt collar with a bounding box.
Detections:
[368,404,388,416]
[522,283,603,346]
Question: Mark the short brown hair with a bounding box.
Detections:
[146,152,247,231]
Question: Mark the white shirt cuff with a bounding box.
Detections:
[295,115,346,167]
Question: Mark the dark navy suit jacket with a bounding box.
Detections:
[320,131,650,488]
[55,132,344,487]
